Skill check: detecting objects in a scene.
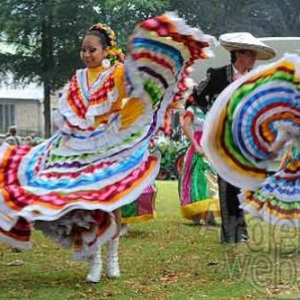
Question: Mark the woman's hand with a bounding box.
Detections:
[194,144,204,156]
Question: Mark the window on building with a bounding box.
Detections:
[0,104,15,133]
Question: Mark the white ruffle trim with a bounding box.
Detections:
[34,210,117,260]
[60,110,152,153]
[58,66,119,130]
[17,152,160,222]
[20,149,156,195]
[239,191,300,228]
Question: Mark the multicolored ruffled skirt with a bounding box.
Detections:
[179,132,220,220]
[0,13,213,258]
[202,53,300,227]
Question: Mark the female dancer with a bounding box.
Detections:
[0,13,213,283]
[179,99,220,225]
[120,184,157,236]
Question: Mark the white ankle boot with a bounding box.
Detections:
[119,224,129,237]
[86,249,102,283]
[107,238,120,278]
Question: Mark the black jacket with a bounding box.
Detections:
[192,64,234,113]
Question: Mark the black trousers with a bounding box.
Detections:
[218,176,248,243]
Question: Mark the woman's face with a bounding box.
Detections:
[80,35,107,68]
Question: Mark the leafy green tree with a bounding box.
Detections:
[0,0,104,137]
[167,0,227,35]
[102,0,169,49]
[243,0,300,37]
[0,0,169,137]
[168,0,300,37]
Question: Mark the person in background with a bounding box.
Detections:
[179,99,220,225]
[5,125,22,146]
[192,32,276,243]
[24,136,34,146]
[120,184,157,236]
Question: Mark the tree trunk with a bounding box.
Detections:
[41,3,53,138]
[43,81,52,138]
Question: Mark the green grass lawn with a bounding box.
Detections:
[1,181,300,299]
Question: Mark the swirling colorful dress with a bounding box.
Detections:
[179,105,220,220]
[202,53,300,227]
[0,13,213,258]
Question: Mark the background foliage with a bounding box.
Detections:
[0,0,299,136]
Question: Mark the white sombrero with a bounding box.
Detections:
[219,32,276,60]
